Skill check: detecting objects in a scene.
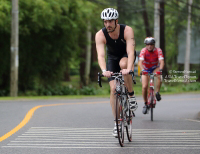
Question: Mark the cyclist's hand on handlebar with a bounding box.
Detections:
[102,71,113,78]
[120,69,132,75]
[156,69,162,75]
[142,69,148,75]
[156,71,162,75]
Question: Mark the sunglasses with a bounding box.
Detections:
[146,44,154,46]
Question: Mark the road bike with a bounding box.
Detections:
[98,71,136,147]
[142,71,162,121]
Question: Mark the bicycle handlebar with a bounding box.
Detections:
[142,71,162,76]
[141,71,163,81]
[98,72,103,87]
[98,71,136,87]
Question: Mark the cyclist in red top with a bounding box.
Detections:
[139,37,165,114]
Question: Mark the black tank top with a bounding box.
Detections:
[102,24,127,59]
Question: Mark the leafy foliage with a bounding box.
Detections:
[0,0,199,96]
[36,85,78,96]
[0,0,105,95]
[182,82,200,91]
[79,86,97,95]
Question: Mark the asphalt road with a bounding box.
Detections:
[0,93,200,154]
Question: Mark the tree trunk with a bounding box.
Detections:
[198,64,200,82]
[184,0,193,83]
[10,0,19,97]
[79,33,87,87]
[117,0,125,24]
[90,31,100,81]
[80,51,86,87]
[154,0,160,48]
[141,0,152,37]
[64,64,70,81]
[84,22,92,86]
[160,0,168,77]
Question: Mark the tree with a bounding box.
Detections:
[0,0,93,93]
[117,0,125,24]
[184,0,193,82]
[160,0,168,77]
[90,30,100,81]
[141,0,152,37]
[77,1,107,86]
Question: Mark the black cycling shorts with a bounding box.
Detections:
[106,51,136,82]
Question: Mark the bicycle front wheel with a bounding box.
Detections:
[125,108,132,142]
[150,88,154,121]
[115,95,124,147]
[151,107,153,121]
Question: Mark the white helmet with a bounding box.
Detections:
[144,37,156,44]
[101,8,119,20]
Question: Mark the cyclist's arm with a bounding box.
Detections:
[139,49,145,71]
[159,59,164,70]
[139,59,144,71]
[124,26,135,71]
[95,30,107,71]
[158,48,164,70]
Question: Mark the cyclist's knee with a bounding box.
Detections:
[109,83,116,94]
[110,87,115,94]
[142,84,148,90]
[119,59,127,69]
[157,75,161,81]
[142,79,148,88]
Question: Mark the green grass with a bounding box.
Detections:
[95,76,200,96]
[0,75,199,100]
[0,95,111,101]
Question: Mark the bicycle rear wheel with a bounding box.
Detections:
[125,108,132,142]
[115,95,124,147]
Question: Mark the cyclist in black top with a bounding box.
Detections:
[95,8,138,137]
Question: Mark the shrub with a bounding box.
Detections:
[0,89,9,96]
[182,83,200,91]
[36,85,78,96]
[79,86,97,95]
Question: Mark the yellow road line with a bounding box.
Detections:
[0,101,109,142]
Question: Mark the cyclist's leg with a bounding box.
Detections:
[142,74,149,114]
[153,67,162,93]
[119,57,138,111]
[142,74,149,103]
[119,57,133,94]
[109,80,117,117]
[153,67,162,101]
[107,58,121,137]
[107,58,120,118]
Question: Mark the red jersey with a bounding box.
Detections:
[139,47,164,70]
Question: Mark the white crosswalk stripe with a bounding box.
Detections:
[2,127,200,149]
